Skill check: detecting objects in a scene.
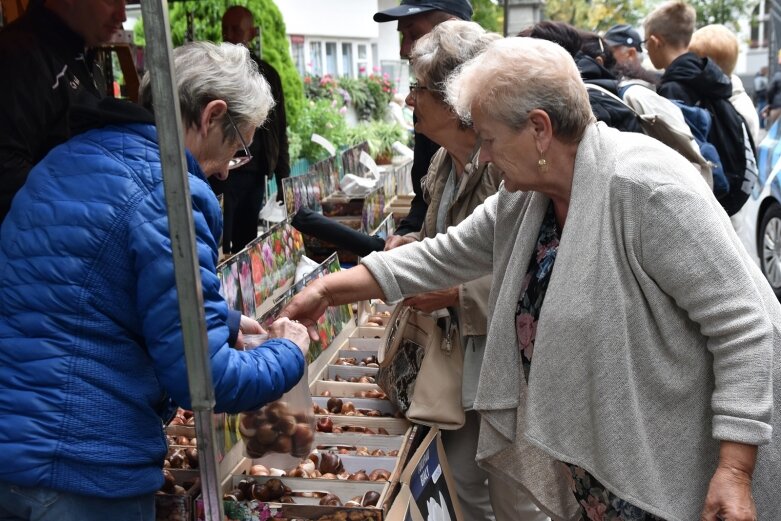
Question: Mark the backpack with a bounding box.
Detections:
[672,101,729,195]
[675,96,758,215]
[586,84,715,188]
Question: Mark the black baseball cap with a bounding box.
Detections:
[604,24,643,51]
[373,0,473,23]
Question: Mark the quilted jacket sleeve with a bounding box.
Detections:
[127,175,304,413]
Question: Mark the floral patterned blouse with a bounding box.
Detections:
[515,202,665,521]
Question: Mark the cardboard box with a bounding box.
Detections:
[389,428,463,521]
[202,473,388,521]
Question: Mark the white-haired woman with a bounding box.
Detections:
[390,20,545,521]
[284,37,781,521]
[0,42,308,520]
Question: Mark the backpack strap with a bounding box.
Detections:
[586,83,640,115]
[586,84,714,185]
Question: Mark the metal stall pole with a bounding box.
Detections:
[140,2,225,520]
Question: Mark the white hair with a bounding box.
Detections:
[411,20,501,93]
[446,37,592,141]
[140,42,273,140]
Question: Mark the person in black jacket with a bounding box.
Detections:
[0,0,126,225]
[373,0,471,249]
[518,22,642,133]
[765,55,781,128]
[211,5,290,254]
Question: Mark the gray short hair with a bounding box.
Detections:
[446,37,592,141]
[411,20,501,93]
[140,42,273,140]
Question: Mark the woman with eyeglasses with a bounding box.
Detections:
[0,42,309,520]
[382,21,546,521]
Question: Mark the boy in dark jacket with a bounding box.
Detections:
[646,0,756,215]
[645,1,728,105]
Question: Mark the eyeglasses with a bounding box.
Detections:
[225,111,252,170]
[409,81,438,98]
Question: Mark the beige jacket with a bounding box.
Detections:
[418,146,501,336]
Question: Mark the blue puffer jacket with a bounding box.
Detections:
[0,123,305,498]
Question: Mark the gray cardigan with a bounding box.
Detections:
[362,123,780,521]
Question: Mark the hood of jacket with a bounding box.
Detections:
[576,53,620,93]
[661,52,732,100]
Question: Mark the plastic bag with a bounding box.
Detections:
[259,198,287,223]
[340,173,378,197]
[239,364,315,464]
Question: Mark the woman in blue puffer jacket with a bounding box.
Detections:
[0,42,308,520]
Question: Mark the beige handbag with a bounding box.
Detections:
[376,305,465,430]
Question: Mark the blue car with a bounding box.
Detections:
[733,120,781,297]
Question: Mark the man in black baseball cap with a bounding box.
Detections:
[604,23,644,69]
[373,0,472,251]
[374,0,472,24]
[374,0,473,60]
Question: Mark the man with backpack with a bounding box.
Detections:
[645,0,757,216]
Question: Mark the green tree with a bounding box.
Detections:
[689,0,758,31]
[544,0,646,32]
[472,0,502,32]
[134,0,304,127]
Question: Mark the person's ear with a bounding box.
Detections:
[251,26,260,41]
[647,34,662,49]
[596,56,605,66]
[200,100,228,138]
[527,109,553,150]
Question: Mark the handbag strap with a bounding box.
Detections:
[378,304,410,365]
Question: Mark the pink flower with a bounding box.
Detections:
[261,243,274,268]
[516,313,536,360]
[580,496,607,521]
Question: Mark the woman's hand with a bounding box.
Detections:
[700,467,756,521]
[281,281,332,341]
[240,315,265,335]
[403,287,459,313]
[267,317,310,357]
[235,315,265,348]
[700,441,758,521]
[384,234,416,251]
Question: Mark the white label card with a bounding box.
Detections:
[359,151,381,178]
[393,140,414,158]
[311,133,336,157]
[431,464,442,484]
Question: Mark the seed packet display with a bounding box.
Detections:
[301,172,323,213]
[342,141,370,177]
[282,176,296,217]
[371,213,395,242]
[382,169,396,200]
[237,252,256,318]
[249,244,266,311]
[220,262,241,313]
[362,187,386,233]
[314,156,340,197]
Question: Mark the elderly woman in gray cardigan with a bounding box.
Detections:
[284,37,780,521]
